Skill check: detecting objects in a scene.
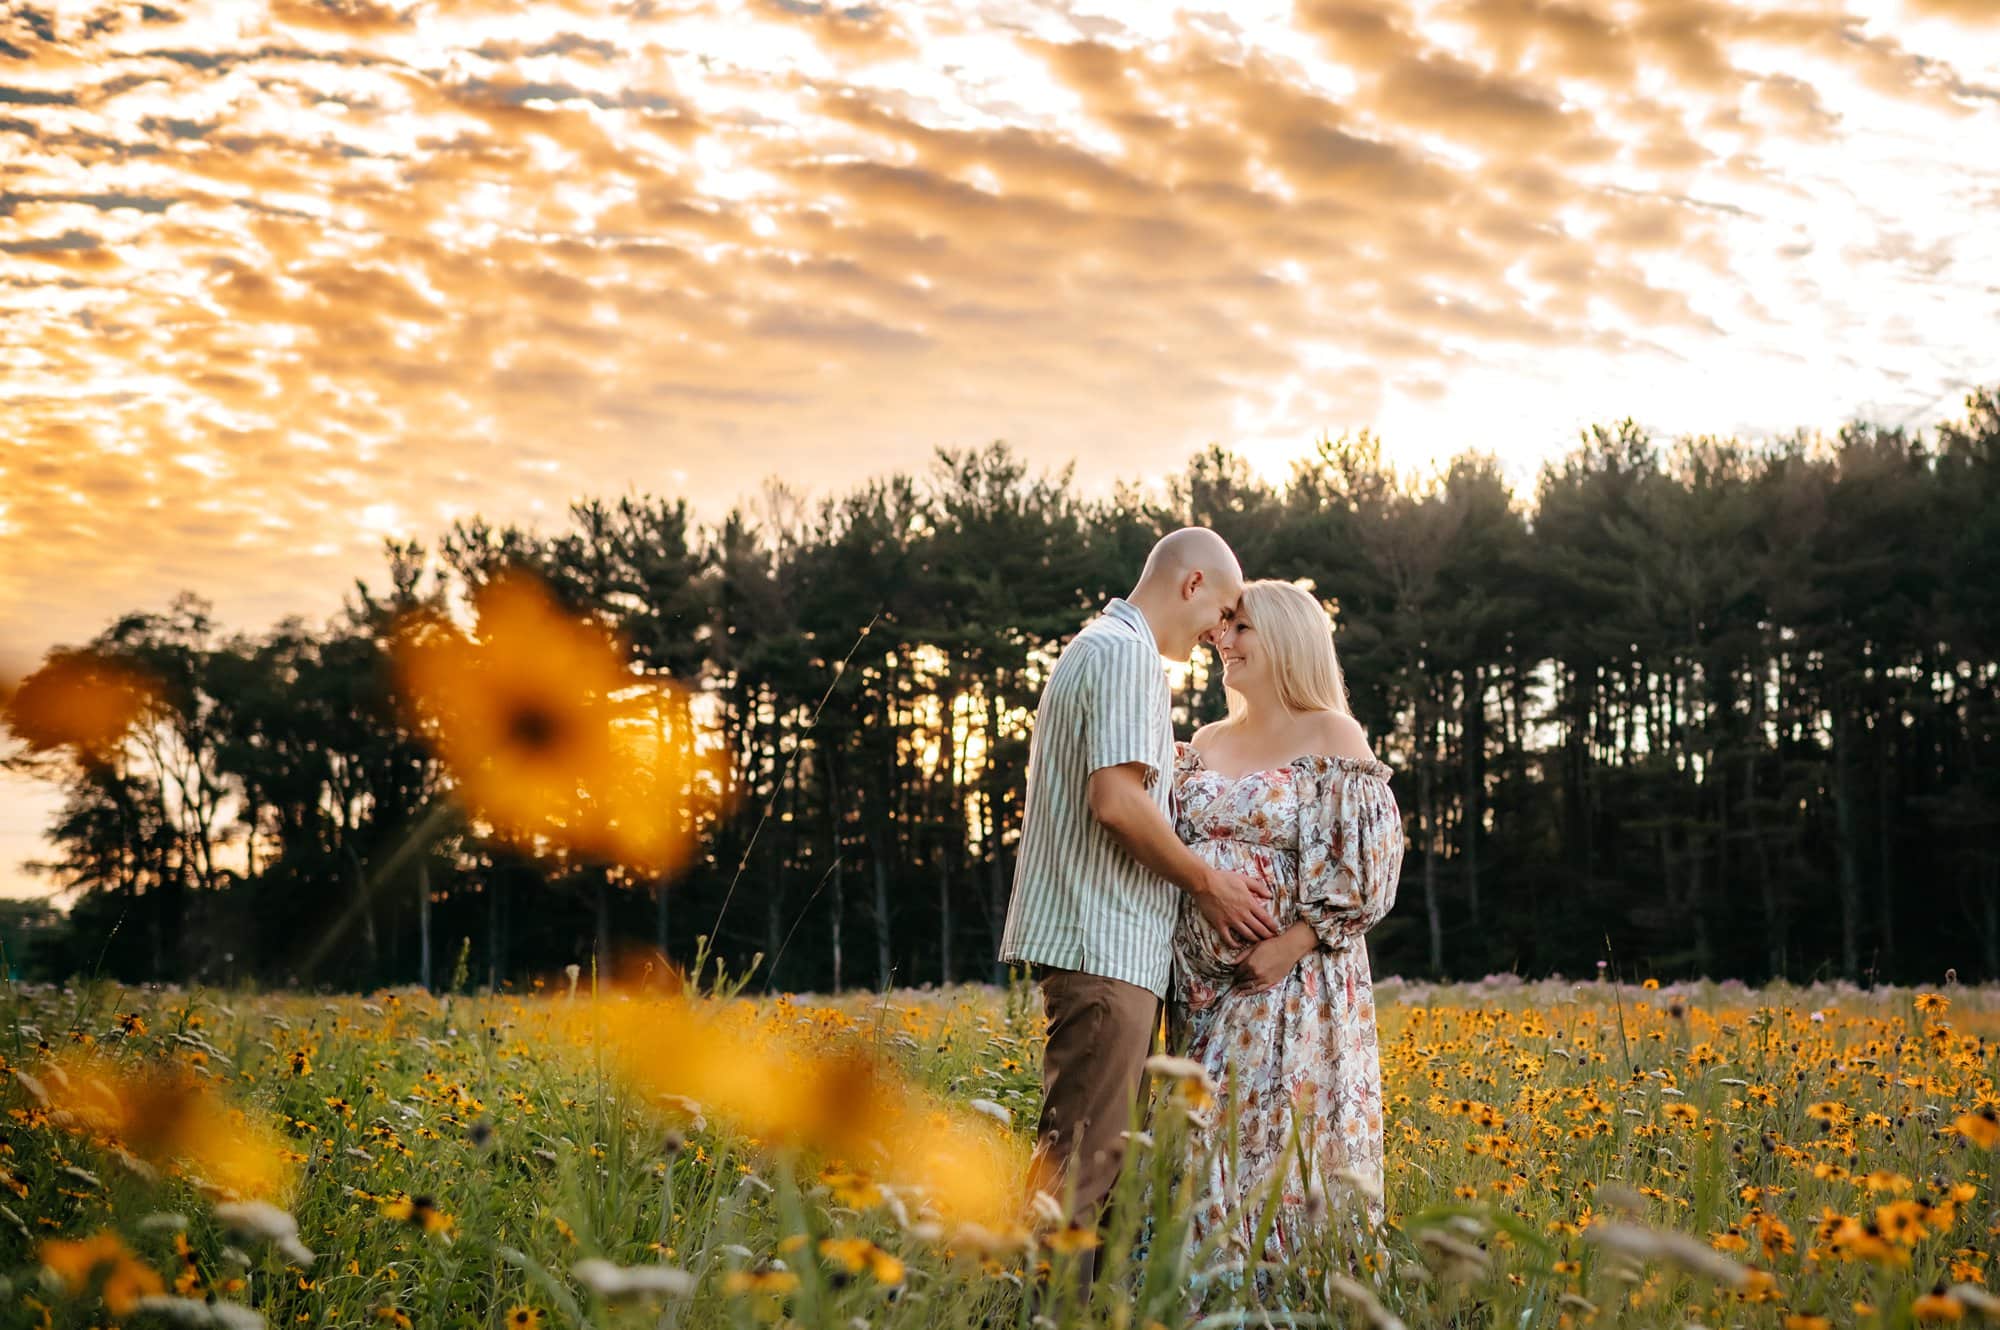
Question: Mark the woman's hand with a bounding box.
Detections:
[1231,920,1318,994]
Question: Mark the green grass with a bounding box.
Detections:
[0,974,1994,1329]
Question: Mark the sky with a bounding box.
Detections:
[2,0,1998,900]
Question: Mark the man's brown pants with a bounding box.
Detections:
[1027,966,1161,1241]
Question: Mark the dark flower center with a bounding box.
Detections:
[506,702,561,753]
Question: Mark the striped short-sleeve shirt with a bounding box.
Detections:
[998,597,1177,998]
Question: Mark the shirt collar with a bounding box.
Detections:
[1102,597,1162,653]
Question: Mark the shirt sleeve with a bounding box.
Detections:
[1081,637,1164,785]
[1294,759,1403,951]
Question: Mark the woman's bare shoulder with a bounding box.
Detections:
[1306,710,1376,763]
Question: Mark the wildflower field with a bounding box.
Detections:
[1,971,1995,1330]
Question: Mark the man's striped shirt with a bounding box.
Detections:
[998,597,1177,998]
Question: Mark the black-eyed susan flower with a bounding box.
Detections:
[380,1192,452,1235]
[2,651,158,765]
[1951,1110,1999,1150]
[38,1231,164,1314]
[1877,1200,1929,1246]
[818,1237,874,1275]
[505,1306,542,1329]
[1044,1226,1100,1254]
[868,1247,906,1287]
[391,568,724,874]
[819,1167,883,1209]
[1863,1170,1913,1195]
[722,1268,800,1295]
[41,1052,293,1201]
[1143,1054,1218,1113]
[1912,1288,1965,1321]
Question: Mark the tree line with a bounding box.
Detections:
[11,388,1999,990]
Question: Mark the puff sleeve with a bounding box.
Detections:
[1293,755,1403,952]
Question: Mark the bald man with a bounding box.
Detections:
[999,527,1280,1276]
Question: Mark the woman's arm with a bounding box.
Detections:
[1294,760,1404,952]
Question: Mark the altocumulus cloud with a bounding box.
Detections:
[0,0,1996,657]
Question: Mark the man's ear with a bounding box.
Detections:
[1183,569,1204,601]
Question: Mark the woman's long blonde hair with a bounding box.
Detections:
[1224,579,1351,717]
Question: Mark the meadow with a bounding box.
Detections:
[0,968,1995,1330]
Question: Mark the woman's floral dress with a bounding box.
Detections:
[1167,740,1403,1259]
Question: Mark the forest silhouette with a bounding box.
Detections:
[10,388,1999,991]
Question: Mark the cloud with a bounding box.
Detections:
[0,0,1993,676]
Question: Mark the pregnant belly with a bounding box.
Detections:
[1172,841,1295,990]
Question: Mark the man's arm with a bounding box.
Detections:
[1087,763,1280,946]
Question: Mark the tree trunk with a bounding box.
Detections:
[937,692,957,986]
[1831,704,1863,980]
[1876,731,1896,980]
[487,870,505,991]
[1462,667,1482,930]
[655,876,670,965]
[1982,860,2000,983]
[986,685,1011,973]
[831,853,845,993]
[418,858,432,992]
[1419,694,1443,975]
[595,869,612,981]
[872,839,892,990]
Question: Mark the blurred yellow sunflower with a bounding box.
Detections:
[3,650,158,764]
[39,1231,164,1315]
[392,569,722,873]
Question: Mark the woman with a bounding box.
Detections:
[1167,579,1403,1261]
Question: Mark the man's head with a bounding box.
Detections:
[1127,527,1244,660]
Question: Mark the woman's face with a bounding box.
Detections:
[1213,599,1263,691]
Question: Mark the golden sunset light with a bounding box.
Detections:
[3,0,1999,898]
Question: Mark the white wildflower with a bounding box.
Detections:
[571,1258,694,1300]
[656,1094,706,1130]
[131,1296,265,1328]
[1415,1229,1490,1286]
[1952,1284,2000,1315]
[213,1200,316,1268]
[968,1099,1011,1127]
[1329,1167,1385,1204]
[1142,1054,1207,1080]
[1582,1220,1750,1288]
[1327,1272,1405,1330]
[12,1070,48,1109]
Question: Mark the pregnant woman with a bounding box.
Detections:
[1169,579,1404,1262]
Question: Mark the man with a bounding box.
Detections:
[998,526,1280,1278]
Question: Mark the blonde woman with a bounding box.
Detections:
[1168,579,1403,1258]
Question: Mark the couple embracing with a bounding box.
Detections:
[998,527,1403,1280]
